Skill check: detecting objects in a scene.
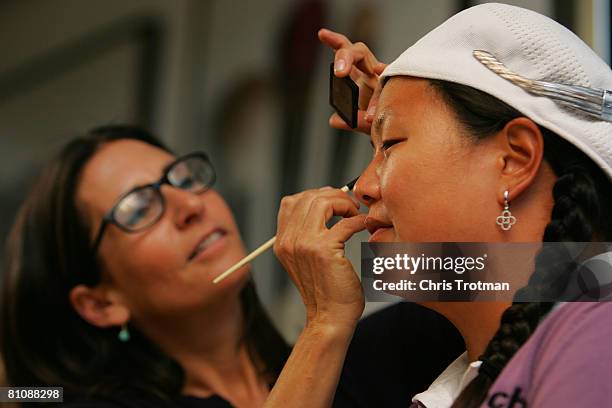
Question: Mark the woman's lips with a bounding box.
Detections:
[368,226,394,242]
[189,229,227,262]
[365,216,394,242]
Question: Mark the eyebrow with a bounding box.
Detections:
[373,111,387,134]
[370,110,390,148]
[117,157,176,200]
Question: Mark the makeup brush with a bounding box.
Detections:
[213,177,359,284]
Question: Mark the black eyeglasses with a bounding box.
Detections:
[91,152,216,254]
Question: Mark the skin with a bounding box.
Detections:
[269,189,368,408]
[356,77,558,360]
[69,140,268,407]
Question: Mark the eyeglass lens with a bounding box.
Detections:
[112,155,213,231]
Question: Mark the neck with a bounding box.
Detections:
[138,290,267,403]
[426,301,510,362]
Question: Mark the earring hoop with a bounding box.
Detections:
[496,190,516,231]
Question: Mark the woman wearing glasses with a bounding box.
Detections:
[1,126,290,406]
[1,125,461,407]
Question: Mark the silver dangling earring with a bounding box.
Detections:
[118,323,130,342]
[496,190,516,231]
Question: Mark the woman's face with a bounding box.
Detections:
[356,77,505,242]
[76,140,249,320]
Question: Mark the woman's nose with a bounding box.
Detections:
[354,158,381,207]
[163,186,205,229]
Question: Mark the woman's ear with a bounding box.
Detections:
[69,284,130,328]
[495,117,545,202]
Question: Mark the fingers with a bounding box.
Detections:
[276,188,361,245]
[360,64,386,121]
[319,28,381,77]
[329,111,374,134]
[274,188,361,299]
[318,28,351,50]
[330,214,367,243]
[365,82,384,123]
[333,42,381,78]
[304,194,361,232]
[300,191,364,240]
[277,188,357,227]
[274,186,366,326]
[374,62,388,75]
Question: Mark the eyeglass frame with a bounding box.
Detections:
[90,151,216,254]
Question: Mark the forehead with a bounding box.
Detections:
[371,77,438,142]
[77,139,174,220]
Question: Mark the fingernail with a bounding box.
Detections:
[334,59,346,73]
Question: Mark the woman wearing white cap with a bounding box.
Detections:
[274,3,612,408]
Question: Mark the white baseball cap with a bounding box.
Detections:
[381,3,612,179]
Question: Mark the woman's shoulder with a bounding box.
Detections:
[485,303,612,408]
[509,302,612,373]
[535,302,612,349]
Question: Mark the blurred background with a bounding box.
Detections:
[0,0,610,343]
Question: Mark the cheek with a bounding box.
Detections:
[202,192,248,259]
[206,192,242,236]
[102,230,239,319]
[101,230,183,302]
[379,148,482,241]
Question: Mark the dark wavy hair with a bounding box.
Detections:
[0,125,290,403]
[426,81,612,408]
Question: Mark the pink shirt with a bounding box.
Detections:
[481,302,612,408]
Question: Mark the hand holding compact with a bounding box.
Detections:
[319,28,387,134]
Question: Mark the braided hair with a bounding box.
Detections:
[428,80,612,408]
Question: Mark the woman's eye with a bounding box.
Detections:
[381,139,403,151]
[127,206,149,226]
[177,175,195,189]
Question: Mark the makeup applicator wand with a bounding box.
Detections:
[213,177,360,284]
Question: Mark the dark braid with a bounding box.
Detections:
[516,162,606,301]
[428,80,612,408]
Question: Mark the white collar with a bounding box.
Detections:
[412,351,481,408]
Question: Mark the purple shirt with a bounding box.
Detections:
[481,302,612,408]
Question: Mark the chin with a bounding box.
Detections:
[186,265,252,311]
[207,253,252,290]
[214,263,252,289]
